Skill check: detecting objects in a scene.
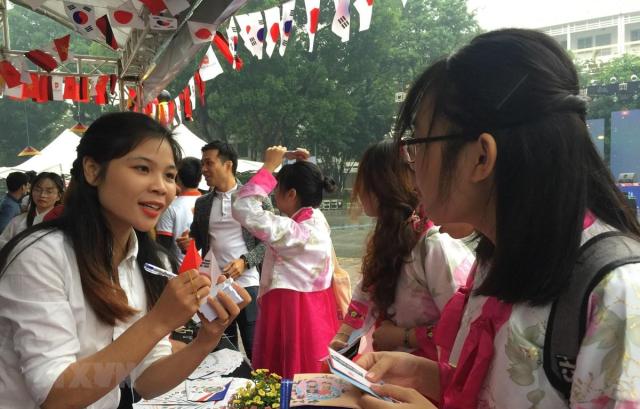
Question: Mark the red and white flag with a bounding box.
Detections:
[353,0,373,31]
[331,0,351,42]
[304,0,320,52]
[263,6,281,58]
[25,34,71,72]
[234,12,264,60]
[51,76,65,101]
[188,77,196,108]
[96,15,119,50]
[149,15,177,30]
[187,21,216,44]
[199,45,223,81]
[226,18,239,70]
[164,0,190,16]
[279,0,296,57]
[13,57,33,85]
[64,2,100,39]
[173,96,182,124]
[214,31,243,71]
[109,0,144,29]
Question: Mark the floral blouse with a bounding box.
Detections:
[446,218,640,408]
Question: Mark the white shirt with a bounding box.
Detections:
[0,229,172,409]
[208,184,259,288]
[0,208,51,249]
[156,191,201,264]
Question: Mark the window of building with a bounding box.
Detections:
[577,37,593,49]
[632,29,640,42]
[595,33,612,47]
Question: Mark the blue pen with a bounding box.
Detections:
[143,263,178,279]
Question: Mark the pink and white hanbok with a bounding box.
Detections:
[232,168,339,378]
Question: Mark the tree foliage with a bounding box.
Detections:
[1,0,479,186]
[186,0,479,188]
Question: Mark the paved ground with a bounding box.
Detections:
[325,208,372,282]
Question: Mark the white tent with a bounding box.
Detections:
[0,129,80,178]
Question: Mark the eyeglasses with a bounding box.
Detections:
[399,128,480,166]
[32,187,58,196]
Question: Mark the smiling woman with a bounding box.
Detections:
[0,112,250,409]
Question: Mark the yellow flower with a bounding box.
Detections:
[273,404,280,408]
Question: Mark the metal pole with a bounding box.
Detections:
[1,0,10,50]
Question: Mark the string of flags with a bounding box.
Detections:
[0,0,407,125]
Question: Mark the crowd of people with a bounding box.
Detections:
[0,28,638,409]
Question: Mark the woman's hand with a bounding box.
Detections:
[194,279,252,347]
[147,270,211,335]
[284,148,310,161]
[263,146,288,172]
[359,384,437,409]
[372,320,403,351]
[356,352,440,400]
[330,332,349,350]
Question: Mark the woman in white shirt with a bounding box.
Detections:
[0,112,250,409]
[0,171,64,248]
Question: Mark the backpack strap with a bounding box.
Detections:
[543,231,640,400]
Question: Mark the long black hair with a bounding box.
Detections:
[0,112,182,325]
[396,29,640,305]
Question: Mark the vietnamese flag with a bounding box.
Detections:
[63,76,79,100]
[94,75,109,105]
[78,76,89,102]
[36,75,53,102]
[179,240,202,273]
[109,74,117,95]
[24,73,40,100]
[0,60,22,88]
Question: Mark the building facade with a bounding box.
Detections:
[539,11,640,61]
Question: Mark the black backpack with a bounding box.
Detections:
[544,231,640,400]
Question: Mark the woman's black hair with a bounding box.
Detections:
[0,112,181,325]
[26,172,64,227]
[396,29,640,305]
[276,161,337,208]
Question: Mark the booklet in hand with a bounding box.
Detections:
[326,348,390,401]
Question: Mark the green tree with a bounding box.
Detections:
[190,0,478,189]
[577,55,640,164]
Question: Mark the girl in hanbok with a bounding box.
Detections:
[232,146,339,378]
[330,140,473,360]
[355,29,640,409]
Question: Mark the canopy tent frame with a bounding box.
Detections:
[0,0,247,107]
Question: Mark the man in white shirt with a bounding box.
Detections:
[156,157,202,264]
[178,141,272,360]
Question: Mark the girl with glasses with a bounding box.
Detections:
[0,172,64,248]
[356,29,640,409]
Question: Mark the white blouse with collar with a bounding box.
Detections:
[0,229,171,408]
